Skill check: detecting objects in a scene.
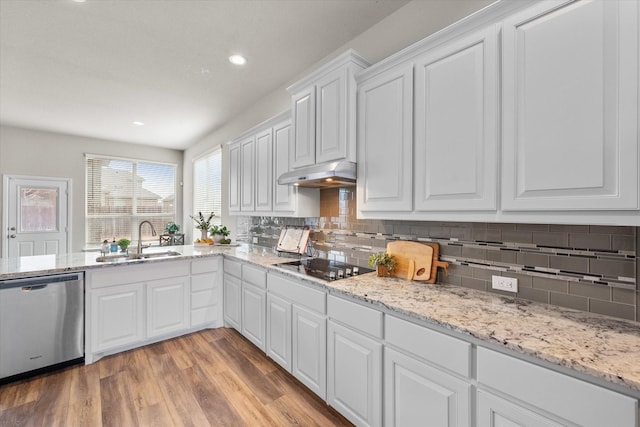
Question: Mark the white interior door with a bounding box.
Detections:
[3,175,70,257]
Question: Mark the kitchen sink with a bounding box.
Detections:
[95,250,181,263]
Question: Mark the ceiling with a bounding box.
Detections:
[0,0,409,150]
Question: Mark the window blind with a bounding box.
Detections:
[193,148,222,230]
[85,155,176,245]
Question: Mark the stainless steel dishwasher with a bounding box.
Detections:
[0,272,84,380]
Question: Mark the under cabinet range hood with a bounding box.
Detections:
[278,160,357,188]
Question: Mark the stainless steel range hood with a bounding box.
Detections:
[278,160,356,188]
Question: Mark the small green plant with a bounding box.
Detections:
[209,225,230,237]
[117,238,131,251]
[165,222,180,234]
[368,252,397,275]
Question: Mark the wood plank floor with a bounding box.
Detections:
[0,328,353,426]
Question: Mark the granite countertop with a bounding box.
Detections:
[1,245,639,395]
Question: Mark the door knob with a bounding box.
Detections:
[9,226,16,231]
[9,234,16,238]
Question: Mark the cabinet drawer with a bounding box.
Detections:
[328,295,382,339]
[191,289,217,309]
[191,257,220,275]
[243,264,266,288]
[267,273,325,313]
[385,315,471,378]
[191,306,217,327]
[477,347,637,427]
[191,273,216,292]
[90,261,189,288]
[223,259,242,278]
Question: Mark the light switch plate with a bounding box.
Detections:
[252,237,258,244]
[492,275,518,293]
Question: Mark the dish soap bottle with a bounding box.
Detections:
[110,238,118,253]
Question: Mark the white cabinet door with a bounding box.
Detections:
[241,282,266,351]
[223,274,241,331]
[357,64,414,213]
[477,390,564,427]
[316,67,347,164]
[384,347,472,427]
[414,25,498,211]
[502,0,639,211]
[146,276,189,339]
[91,283,144,353]
[272,119,295,212]
[291,87,316,168]
[240,135,255,211]
[292,305,326,399]
[228,142,241,213]
[327,320,382,427]
[255,128,273,212]
[266,293,292,372]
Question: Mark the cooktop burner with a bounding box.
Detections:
[274,258,373,281]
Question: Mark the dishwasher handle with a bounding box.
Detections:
[21,284,48,292]
[0,273,83,290]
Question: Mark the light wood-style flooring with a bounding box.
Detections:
[0,328,353,426]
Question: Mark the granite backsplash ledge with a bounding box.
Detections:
[235,188,639,322]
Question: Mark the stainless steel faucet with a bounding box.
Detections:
[137,220,157,254]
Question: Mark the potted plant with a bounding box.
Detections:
[190,211,215,241]
[165,222,180,234]
[368,252,398,277]
[209,225,230,244]
[117,238,131,253]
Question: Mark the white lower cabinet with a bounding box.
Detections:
[477,347,637,427]
[477,390,564,427]
[222,274,241,330]
[146,276,189,338]
[267,272,327,399]
[86,258,221,363]
[241,282,266,351]
[292,305,326,399]
[327,296,383,427]
[327,320,382,427]
[91,282,144,353]
[266,292,292,371]
[384,347,471,427]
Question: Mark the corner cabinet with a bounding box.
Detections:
[288,49,370,168]
[227,111,320,217]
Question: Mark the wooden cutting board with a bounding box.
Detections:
[386,241,433,281]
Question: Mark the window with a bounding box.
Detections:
[193,148,222,231]
[85,155,176,245]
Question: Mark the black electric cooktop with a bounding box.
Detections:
[274,258,373,281]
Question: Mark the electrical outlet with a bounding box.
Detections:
[492,275,518,293]
[252,237,258,244]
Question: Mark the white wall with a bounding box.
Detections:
[182,0,494,241]
[0,125,183,253]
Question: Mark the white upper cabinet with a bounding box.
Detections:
[288,49,369,168]
[272,119,296,212]
[227,111,320,217]
[239,135,255,212]
[291,87,316,168]
[357,64,414,213]
[501,0,639,211]
[414,25,499,211]
[255,128,273,212]
[228,142,240,213]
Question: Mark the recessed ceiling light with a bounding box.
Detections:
[229,55,247,66]
[133,121,144,126]
[73,0,86,3]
